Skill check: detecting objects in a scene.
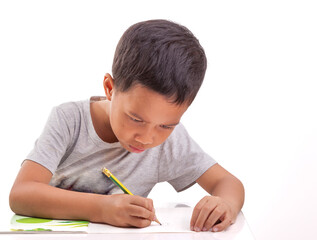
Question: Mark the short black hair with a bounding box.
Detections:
[112,19,207,105]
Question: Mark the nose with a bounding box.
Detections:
[135,127,154,145]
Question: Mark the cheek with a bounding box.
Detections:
[110,113,133,139]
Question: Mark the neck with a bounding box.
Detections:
[90,100,118,143]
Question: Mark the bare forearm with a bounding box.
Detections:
[211,176,245,215]
[10,161,157,228]
[9,181,103,222]
[193,165,245,231]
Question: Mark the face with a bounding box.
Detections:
[104,76,189,153]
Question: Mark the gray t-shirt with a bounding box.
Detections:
[26,97,216,197]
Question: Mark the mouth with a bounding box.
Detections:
[129,145,145,153]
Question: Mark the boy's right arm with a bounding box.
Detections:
[9,160,156,228]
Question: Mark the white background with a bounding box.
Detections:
[0,1,316,239]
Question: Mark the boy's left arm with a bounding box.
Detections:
[190,163,245,232]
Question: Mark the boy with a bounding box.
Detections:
[9,19,244,232]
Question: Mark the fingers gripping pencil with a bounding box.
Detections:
[102,168,161,225]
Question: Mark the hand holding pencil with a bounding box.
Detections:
[102,168,161,227]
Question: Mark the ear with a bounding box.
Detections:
[103,73,114,100]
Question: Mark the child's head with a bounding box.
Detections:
[103,19,207,152]
[112,19,207,106]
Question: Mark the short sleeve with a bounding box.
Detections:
[158,123,217,192]
[26,106,71,174]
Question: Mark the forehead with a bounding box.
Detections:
[114,85,189,123]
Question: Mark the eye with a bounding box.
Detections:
[160,125,173,130]
[129,116,143,123]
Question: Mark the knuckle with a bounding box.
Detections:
[219,202,227,209]
[125,205,134,214]
[194,205,202,212]
[203,195,209,200]
[136,208,145,217]
[201,205,208,211]
[147,199,154,210]
[140,208,151,219]
[214,196,221,202]
[144,209,152,219]
[213,208,222,216]
[142,198,150,209]
[148,198,153,205]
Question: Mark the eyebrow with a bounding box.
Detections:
[129,112,179,127]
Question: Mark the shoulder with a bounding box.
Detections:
[51,99,88,122]
[54,100,86,117]
[47,99,89,133]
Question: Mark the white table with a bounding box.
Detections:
[0,209,254,240]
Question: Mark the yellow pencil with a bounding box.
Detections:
[102,168,161,225]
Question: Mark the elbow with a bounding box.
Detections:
[9,185,24,215]
[238,177,245,205]
[9,186,18,213]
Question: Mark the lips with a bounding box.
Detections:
[129,145,145,153]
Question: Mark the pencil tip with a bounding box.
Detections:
[154,217,162,225]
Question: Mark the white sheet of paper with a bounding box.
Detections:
[88,207,193,233]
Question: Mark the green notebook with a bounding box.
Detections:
[9,215,89,233]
